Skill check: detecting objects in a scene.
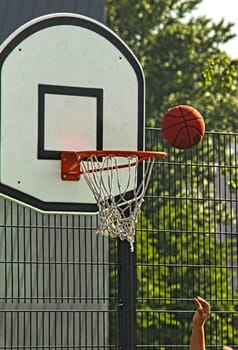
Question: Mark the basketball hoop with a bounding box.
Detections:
[61,150,167,252]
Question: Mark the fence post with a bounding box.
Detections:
[118,240,137,349]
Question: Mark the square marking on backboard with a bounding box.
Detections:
[38,84,103,159]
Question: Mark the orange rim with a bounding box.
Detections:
[61,150,167,180]
[75,150,167,163]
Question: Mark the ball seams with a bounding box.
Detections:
[164,112,196,119]
[162,117,204,133]
[170,125,202,148]
[163,124,204,137]
[172,125,190,148]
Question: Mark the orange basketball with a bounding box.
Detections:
[161,105,205,149]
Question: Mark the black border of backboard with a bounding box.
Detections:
[38,84,103,160]
[0,14,144,213]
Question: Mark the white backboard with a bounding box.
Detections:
[0,13,145,213]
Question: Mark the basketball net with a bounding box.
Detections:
[80,155,155,252]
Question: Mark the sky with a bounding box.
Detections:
[192,0,238,58]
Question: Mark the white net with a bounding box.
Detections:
[80,155,155,252]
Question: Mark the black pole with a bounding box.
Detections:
[118,239,137,349]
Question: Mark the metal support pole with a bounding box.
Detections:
[118,240,136,349]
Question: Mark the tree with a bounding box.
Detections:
[106,0,238,131]
[106,0,238,347]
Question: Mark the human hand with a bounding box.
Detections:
[192,296,210,326]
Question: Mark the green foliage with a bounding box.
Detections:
[106,0,238,131]
[106,0,238,347]
[136,206,235,346]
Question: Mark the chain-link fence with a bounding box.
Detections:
[137,129,238,349]
[0,129,238,349]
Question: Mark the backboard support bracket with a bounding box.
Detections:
[61,152,80,181]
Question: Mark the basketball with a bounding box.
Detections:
[161,105,205,149]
